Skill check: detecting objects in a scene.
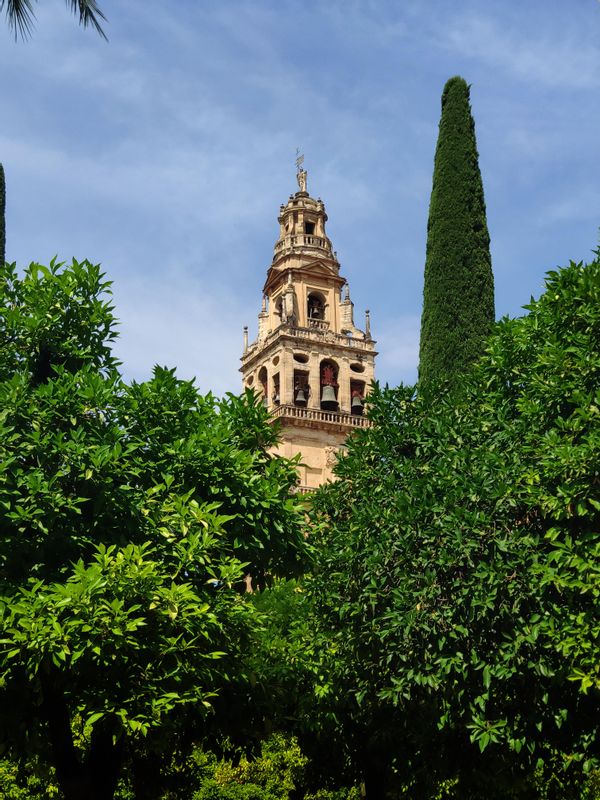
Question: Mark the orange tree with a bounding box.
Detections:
[0,259,305,800]
[307,254,600,798]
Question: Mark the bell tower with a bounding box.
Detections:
[240,162,377,491]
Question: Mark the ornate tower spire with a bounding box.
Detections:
[240,169,377,491]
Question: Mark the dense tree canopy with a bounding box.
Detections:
[419,76,495,385]
[0,259,305,800]
[308,254,600,798]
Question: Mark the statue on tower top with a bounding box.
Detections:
[296,148,307,193]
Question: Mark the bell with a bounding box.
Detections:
[295,387,307,406]
[273,393,280,405]
[320,384,338,409]
[351,394,363,415]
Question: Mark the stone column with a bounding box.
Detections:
[338,360,351,414]
[279,350,290,406]
[309,353,321,410]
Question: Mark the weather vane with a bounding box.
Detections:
[295,147,307,193]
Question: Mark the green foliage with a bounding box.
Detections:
[112,732,358,800]
[253,580,367,787]
[419,75,495,385]
[0,163,5,266]
[309,254,600,797]
[305,791,361,800]
[581,770,600,800]
[190,734,357,800]
[207,733,307,800]
[0,258,118,384]
[0,756,60,799]
[1,538,250,737]
[246,579,319,728]
[122,372,305,584]
[0,259,305,799]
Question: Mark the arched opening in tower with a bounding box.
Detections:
[320,359,339,411]
[258,366,268,407]
[294,370,309,407]
[350,380,365,416]
[307,291,326,321]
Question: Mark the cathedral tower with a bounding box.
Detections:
[240,164,377,491]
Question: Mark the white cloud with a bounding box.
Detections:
[373,314,420,388]
[112,264,246,397]
[437,12,600,89]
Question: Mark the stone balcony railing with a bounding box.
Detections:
[270,404,371,429]
[291,484,314,495]
[285,324,374,351]
[274,234,331,256]
[307,318,330,331]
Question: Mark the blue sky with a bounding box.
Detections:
[1,0,598,395]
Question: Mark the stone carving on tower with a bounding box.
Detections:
[240,162,377,491]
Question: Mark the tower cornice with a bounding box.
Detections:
[240,322,377,372]
[263,260,345,296]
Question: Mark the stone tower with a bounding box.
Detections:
[240,165,377,491]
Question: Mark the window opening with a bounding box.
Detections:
[275,296,283,322]
[294,370,309,407]
[258,366,268,407]
[307,292,325,321]
[351,380,365,416]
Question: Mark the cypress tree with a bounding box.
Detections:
[0,163,5,266]
[419,76,494,385]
